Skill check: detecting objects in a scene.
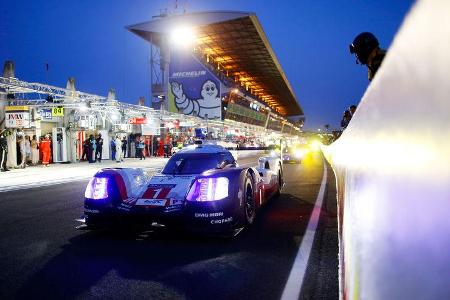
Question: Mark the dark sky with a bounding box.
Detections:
[0,0,414,129]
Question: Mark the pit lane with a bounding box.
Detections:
[0,152,338,299]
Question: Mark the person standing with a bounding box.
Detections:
[349,32,386,81]
[95,134,104,162]
[41,134,51,167]
[137,137,145,160]
[0,130,9,172]
[115,136,122,162]
[18,136,27,168]
[24,135,31,165]
[349,105,357,117]
[30,135,39,165]
[81,138,90,161]
[341,110,352,130]
[110,138,116,161]
[121,136,127,159]
[88,135,95,163]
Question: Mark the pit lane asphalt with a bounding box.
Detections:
[0,153,338,300]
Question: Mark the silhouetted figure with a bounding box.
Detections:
[350,32,386,81]
[341,110,352,130]
[95,134,103,162]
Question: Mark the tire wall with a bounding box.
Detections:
[322,1,450,299]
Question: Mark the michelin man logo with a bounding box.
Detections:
[170,80,221,119]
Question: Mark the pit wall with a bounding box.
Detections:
[322,0,450,299]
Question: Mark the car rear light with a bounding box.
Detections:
[85,177,109,199]
[186,177,229,201]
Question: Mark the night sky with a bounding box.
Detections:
[0,0,414,129]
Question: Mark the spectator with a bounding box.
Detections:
[81,138,90,161]
[31,135,39,165]
[137,137,145,160]
[0,130,9,172]
[349,105,357,116]
[115,136,122,162]
[349,32,386,81]
[341,110,352,130]
[18,136,27,168]
[110,139,116,161]
[24,135,31,165]
[95,134,103,162]
[121,136,127,158]
[88,135,95,163]
[41,134,52,167]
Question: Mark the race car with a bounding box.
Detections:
[82,142,283,235]
[282,146,306,163]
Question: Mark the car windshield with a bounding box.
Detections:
[162,153,223,175]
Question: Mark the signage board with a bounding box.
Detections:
[129,117,147,125]
[5,106,29,112]
[52,107,64,117]
[40,109,53,120]
[5,112,30,128]
[168,50,222,120]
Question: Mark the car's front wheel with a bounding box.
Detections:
[243,173,256,225]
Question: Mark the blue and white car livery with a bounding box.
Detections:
[83,143,283,234]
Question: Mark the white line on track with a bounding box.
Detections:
[280,162,328,300]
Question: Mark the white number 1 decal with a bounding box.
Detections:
[153,188,163,199]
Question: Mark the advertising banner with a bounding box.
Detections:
[168,50,222,120]
[5,106,30,128]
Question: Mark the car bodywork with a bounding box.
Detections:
[82,144,283,234]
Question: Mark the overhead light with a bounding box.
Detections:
[170,26,196,48]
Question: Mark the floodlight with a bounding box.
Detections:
[170,26,196,48]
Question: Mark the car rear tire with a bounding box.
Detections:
[275,167,283,198]
[244,173,256,225]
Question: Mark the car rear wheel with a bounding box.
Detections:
[244,173,255,225]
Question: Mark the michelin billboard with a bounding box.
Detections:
[168,50,222,120]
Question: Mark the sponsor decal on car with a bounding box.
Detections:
[211,217,233,224]
[136,199,167,206]
[194,212,224,218]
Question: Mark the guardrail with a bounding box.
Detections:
[323,0,450,299]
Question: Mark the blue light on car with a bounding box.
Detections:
[85,177,109,199]
[186,177,229,201]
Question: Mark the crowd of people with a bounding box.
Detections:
[0,131,53,171]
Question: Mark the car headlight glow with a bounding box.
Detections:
[186,177,229,201]
[85,177,109,199]
[294,149,306,158]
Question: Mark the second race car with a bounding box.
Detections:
[82,142,283,235]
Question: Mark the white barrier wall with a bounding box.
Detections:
[323,0,450,299]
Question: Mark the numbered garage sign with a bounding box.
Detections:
[52,107,64,117]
